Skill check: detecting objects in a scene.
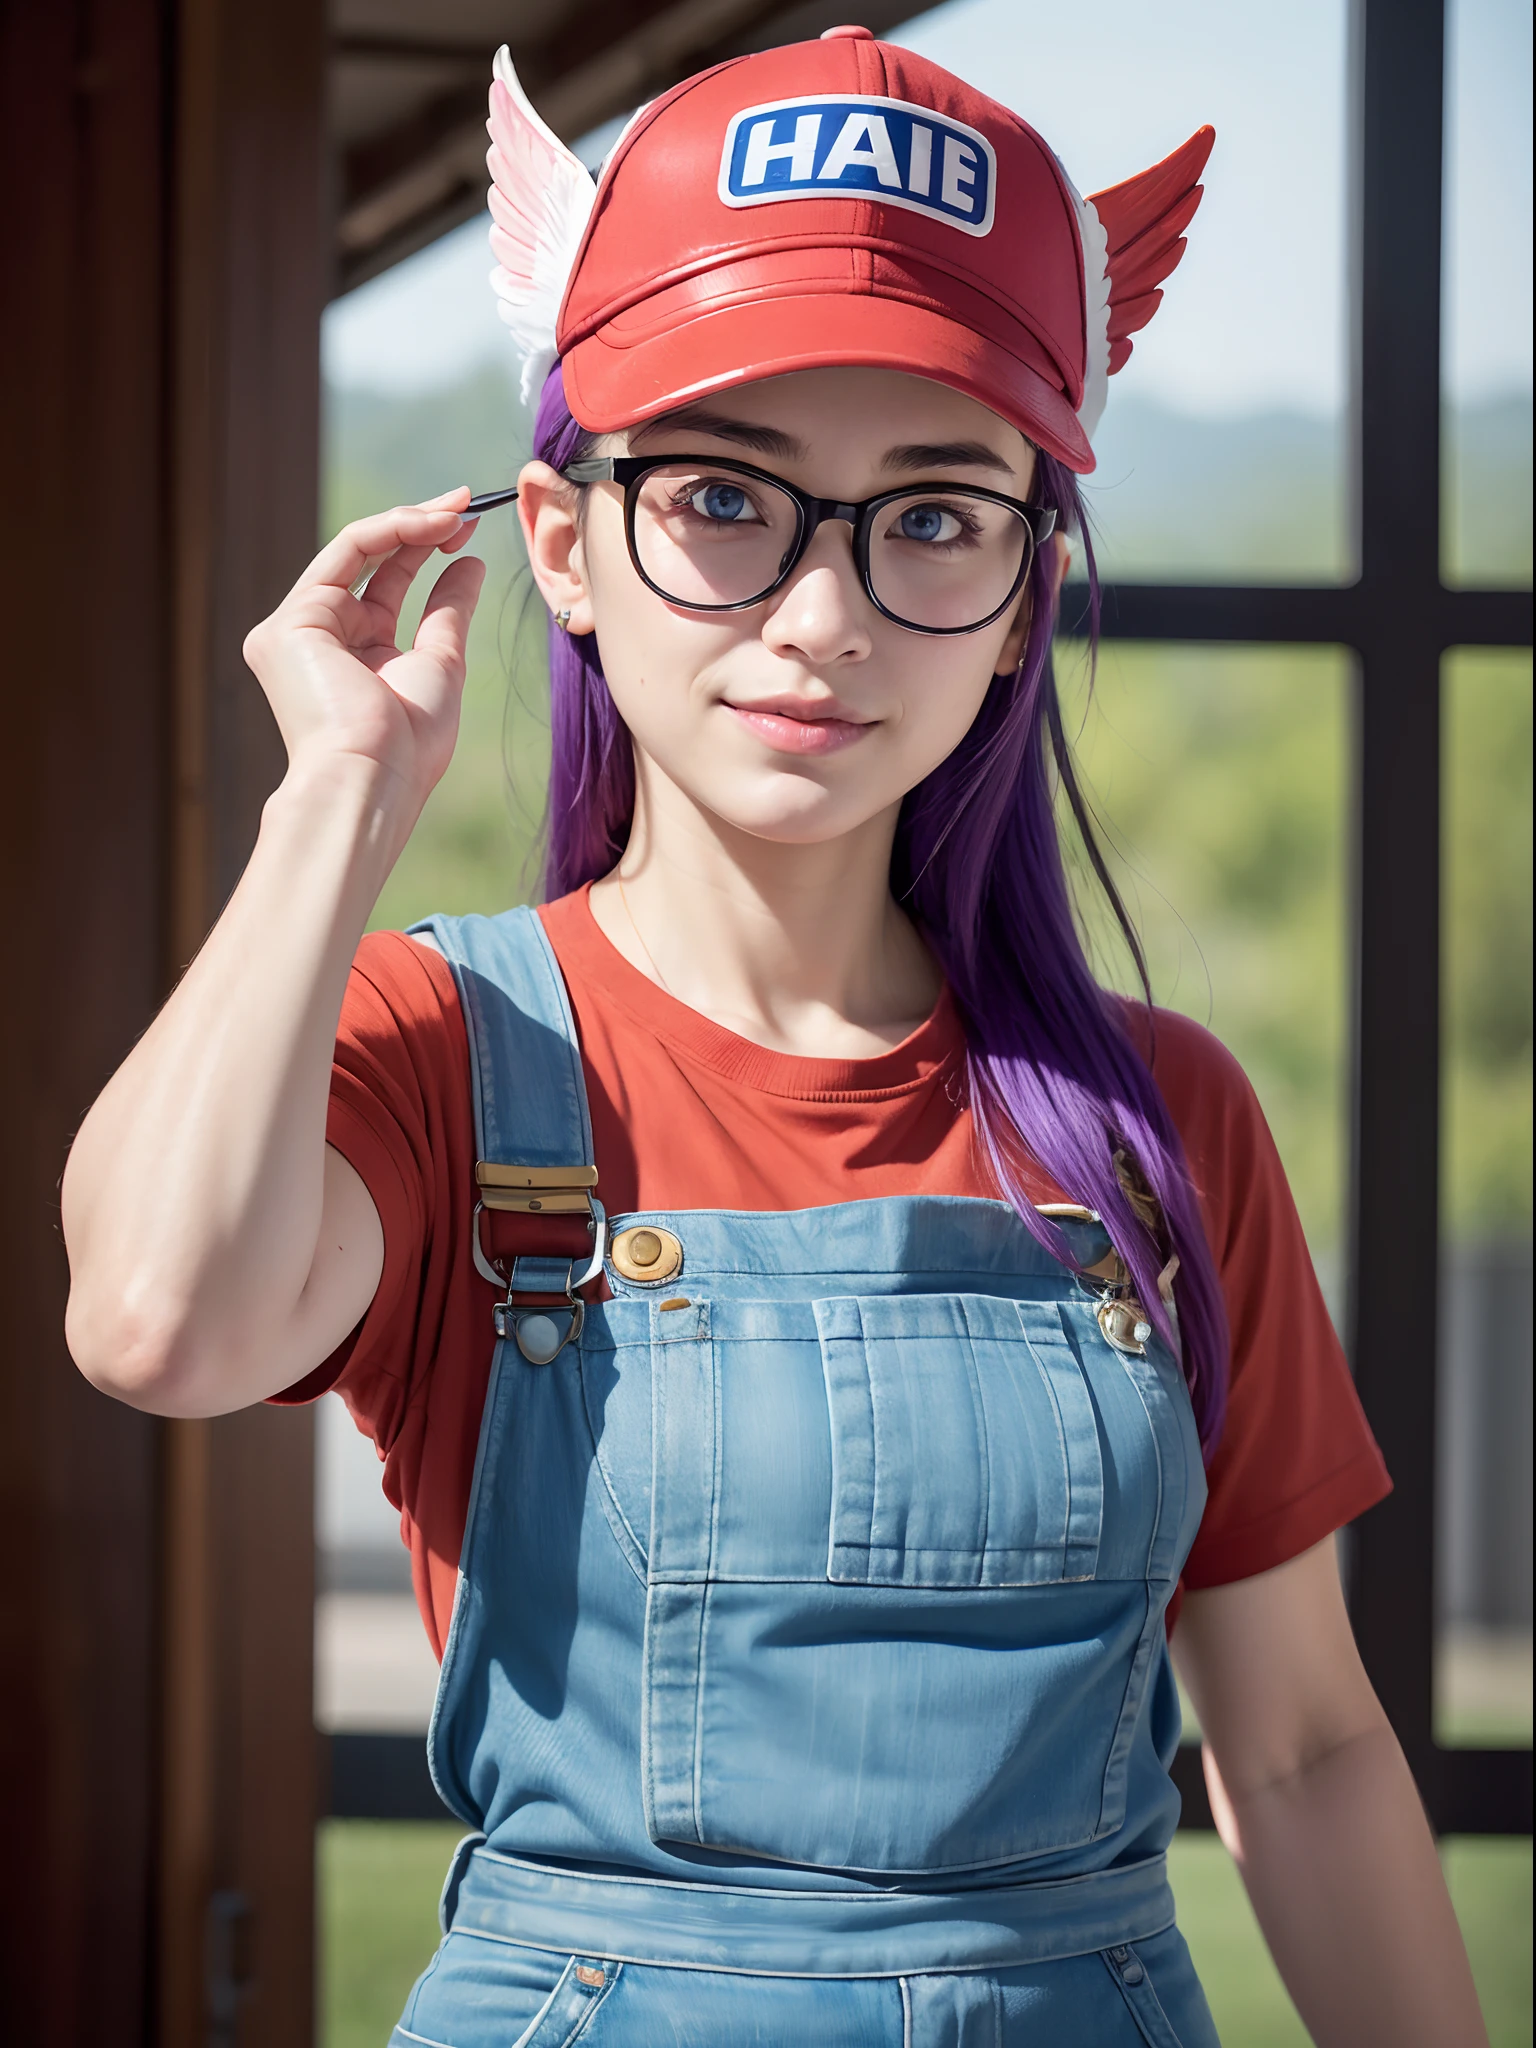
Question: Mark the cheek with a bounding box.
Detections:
[587,597,746,770]
[887,650,1000,775]
[582,502,724,679]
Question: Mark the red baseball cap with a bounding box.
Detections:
[490,27,1212,475]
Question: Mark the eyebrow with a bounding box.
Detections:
[630,409,1018,481]
[881,439,1016,478]
[629,406,806,460]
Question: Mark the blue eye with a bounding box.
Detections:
[898,503,959,543]
[695,482,752,522]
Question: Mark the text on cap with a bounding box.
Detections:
[718,94,997,236]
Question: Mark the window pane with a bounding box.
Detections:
[1059,640,1350,1258]
[320,371,548,933]
[895,0,1352,583]
[1442,0,1533,588]
[1436,648,1534,1748]
[315,1394,437,1738]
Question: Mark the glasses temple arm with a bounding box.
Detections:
[463,484,521,516]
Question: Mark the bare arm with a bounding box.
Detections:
[1174,1538,1487,2048]
[62,492,484,1416]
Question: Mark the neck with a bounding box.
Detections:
[586,763,941,1059]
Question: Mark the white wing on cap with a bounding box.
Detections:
[1057,166,1112,443]
[487,46,597,409]
[1064,126,1215,446]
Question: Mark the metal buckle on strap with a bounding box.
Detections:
[471,1162,606,1364]
[475,1161,600,1214]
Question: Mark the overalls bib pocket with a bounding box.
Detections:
[641,1292,1150,1875]
[818,1294,1104,1586]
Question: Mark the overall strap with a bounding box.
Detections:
[411,906,605,1359]
[413,905,592,1163]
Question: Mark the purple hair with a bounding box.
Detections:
[532,363,1229,1452]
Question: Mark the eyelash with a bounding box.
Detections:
[666,480,754,510]
[662,483,989,529]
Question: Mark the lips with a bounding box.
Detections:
[723,696,875,757]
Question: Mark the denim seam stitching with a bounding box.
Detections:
[1020,1310,1076,1579]
[958,1296,993,1579]
[689,1330,722,1840]
[1101,1945,1187,2048]
[578,1352,649,1584]
[505,1953,578,2048]
[562,1960,623,2043]
[1093,1337,1172,1842]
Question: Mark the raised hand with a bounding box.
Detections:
[242,488,487,815]
[64,491,492,1418]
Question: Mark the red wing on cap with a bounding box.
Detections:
[1089,126,1214,374]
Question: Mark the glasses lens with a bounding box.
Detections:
[867,491,1033,631]
[630,465,801,608]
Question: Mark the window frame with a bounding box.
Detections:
[1132,0,1533,1837]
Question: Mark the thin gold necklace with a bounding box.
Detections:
[617,872,672,994]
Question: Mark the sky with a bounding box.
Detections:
[322,0,1532,417]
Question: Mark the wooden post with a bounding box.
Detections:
[160,0,326,2040]
[1,2,172,2034]
[0,0,325,2041]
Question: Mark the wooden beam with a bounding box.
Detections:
[0,0,324,2040]
[333,33,492,65]
[0,0,167,2033]
[714,0,925,58]
[158,0,326,2042]
[334,0,794,292]
[332,0,937,295]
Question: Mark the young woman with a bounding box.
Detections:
[63,27,1487,2048]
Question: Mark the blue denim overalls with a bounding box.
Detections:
[389,909,1220,2048]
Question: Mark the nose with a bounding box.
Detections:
[760,518,873,667]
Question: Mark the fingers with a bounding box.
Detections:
[347,556,388,597]
[412,554,487,677]
[357,511,482,630]
[439,515,481,557]
[307,488,472,595]
[338,490,482,638]
[351,516,481,617]
[355,539,444,622]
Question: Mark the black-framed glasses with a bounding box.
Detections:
[557,454,1057,636]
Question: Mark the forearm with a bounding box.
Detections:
[63,752,411,1411]
[1206,1725,1486,2048]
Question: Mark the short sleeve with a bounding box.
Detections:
[1140,1011,1392,1590]
[268,929,495,1656]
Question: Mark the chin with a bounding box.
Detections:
[693,778,883,848]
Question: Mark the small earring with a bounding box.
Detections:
[554,607,572,632]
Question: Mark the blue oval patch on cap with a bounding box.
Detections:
[718,94,997,237]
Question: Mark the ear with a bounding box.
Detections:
[516,460,596,632]
[995,531,1070,673]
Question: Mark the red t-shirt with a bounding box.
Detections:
[281,887,1390,1657]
